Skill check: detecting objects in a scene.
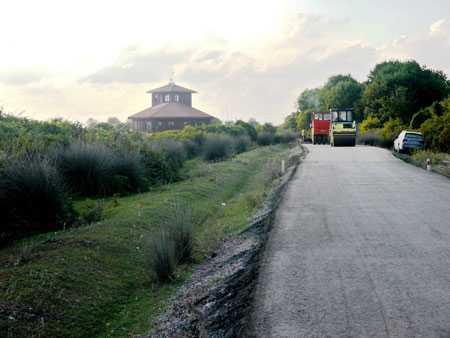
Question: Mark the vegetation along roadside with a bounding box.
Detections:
[0,138,298,337]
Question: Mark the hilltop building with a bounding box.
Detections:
[128,81,215,133]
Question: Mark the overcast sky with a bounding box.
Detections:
[1,0,450,125]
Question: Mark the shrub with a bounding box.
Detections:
[244,191,264,208]
[0,156,75,243]
[256,132,274,146]
[273,132,298,144]
[109,150,145,195]
[139,145,181,186]
[360,117,382,132]
[235,120,258,142]
[420,111,450,153]
[183,139,201,159]
[78,202,104,226]
[380,118,406,148]
[411,150,446,168]
[53,142,115,196]
[233,135,251,154]
[148,231,176,283]
[154,139,187,168]
[410,109,431,130]
[202,135,234,161]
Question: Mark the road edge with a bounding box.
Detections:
[148,146,306,338]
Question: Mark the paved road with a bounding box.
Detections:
[246,145,450,338]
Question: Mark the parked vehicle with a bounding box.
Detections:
[311,112,331,144]
[329,108,356,147]
[394,131,424,153]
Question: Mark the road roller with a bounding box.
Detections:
[329,108,356,147]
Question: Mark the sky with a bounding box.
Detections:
[1,0,450,125]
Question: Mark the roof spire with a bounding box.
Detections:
[169,72,175,86]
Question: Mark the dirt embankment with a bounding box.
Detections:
[148,147,305,338]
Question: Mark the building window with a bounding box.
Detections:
[145,121,152,130]
[158,121,163,126]
[164,94,170,102]
[175,94,179,102]
[184,121,188,125]
[168,121,175,127]
[154,94,158,102]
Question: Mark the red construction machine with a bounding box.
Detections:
[311,111,332,144]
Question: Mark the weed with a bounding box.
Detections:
[19,241,37,264]
[79,201,105,225]
[147,231,176,283]
[258,159,281,187]
[244,191,265,208]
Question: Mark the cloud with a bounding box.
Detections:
[0,66,51,85]
[82,45,191,84]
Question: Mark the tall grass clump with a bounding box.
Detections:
[53,142,115,196]
[148,231,176,283]
[256,132,274,146]
[153,139,187,168]
[411,150,446,168]
[202,135,234,161]
[109,150,146,195]
[233,135,251,154]
[0,156,75,243]
[356,130,383,146]
[258,159,281,187]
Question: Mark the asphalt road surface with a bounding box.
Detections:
[246,145,450,338]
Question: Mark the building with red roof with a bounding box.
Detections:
[128,81,215,133]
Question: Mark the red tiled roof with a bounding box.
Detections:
[146,83,197,93]
[128,103,214,120]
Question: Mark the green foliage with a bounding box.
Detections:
[148,231,176,283]
[233,135,252,154]
[152,139,187,168]
[0,156,75,243]
[139,145,181,185]
[360,116,382,132]
[202,135,235,161]
[410,108,432,130]
[110,150,146,194]
[356,129,383,146]
[281,112,300,131]
[297,88,321,112]
[256,123,277,134]
[380,118,406,147]
[363,60,449,123]
[296,109,313,131]
[420,109,450,153]
[235,120,258,141]
[256,132,274,146]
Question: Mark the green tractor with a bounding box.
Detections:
[329,108,356,147]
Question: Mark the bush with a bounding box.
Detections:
[148,231,176,283]
[53,142,115,196]
[233,135,251,154]
[420,111,450,153]
[273,132,298,144]
[183,139,201,159]
[78,202,104,226]
[360,117,382,132]
[256,132,274,146]
[139,145,181,186]
[411,150,446,168]
[380,118,406,148]
[109,150,145,195]
[202,135,234,161]
[153,139,187,168]
[0,156,75,243]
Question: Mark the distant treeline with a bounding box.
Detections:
[0,112,297,244]
[281,60,450,153]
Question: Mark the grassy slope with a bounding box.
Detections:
[0,144,291,338]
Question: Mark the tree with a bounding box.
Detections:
[86,118,99,128]
[247,118,260,127]
[281,112,300,130]
[256,123,277,134]
[107,117,121,125]
[235,120,258,141]
[362,60,450,124]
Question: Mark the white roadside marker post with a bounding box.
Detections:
[281,160,285,173]
[427,158,431,171]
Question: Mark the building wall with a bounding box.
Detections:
[152,93,192,107]
[131,118,211,133]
